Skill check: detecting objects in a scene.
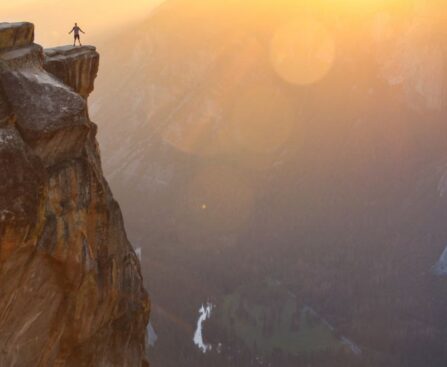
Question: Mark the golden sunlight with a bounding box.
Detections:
[270,19,335,85]
[3,0,163,45]
[187,166,254,233]
[229,86,295,153]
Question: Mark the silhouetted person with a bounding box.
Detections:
[69,23,85,46]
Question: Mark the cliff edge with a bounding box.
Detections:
[0,22,150,367]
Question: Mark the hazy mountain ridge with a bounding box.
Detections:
[92,1,447,365]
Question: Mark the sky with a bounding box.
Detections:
[4,0,444,47]
[3,0,164,46]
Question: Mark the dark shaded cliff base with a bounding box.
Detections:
[0,22,150,367]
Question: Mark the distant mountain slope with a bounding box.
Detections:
[91,1,447,366]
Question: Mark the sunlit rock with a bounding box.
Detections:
[0,22,150,367]
[44,46,100,98]
[0,22,34,50]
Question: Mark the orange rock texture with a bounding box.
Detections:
[0,22,150,367]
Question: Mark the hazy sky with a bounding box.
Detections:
[3,0,164,46]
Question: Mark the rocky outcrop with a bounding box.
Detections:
[44,46,99,98]
[0,22,34,50]
[0,22,149,367]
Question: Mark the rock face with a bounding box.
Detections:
[0,22,150,367]
[44,46,100,99]
[0,22,34,50]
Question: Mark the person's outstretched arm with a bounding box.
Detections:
[80,28,85,34]
[69,28,74,34]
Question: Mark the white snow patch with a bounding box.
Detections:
[341,336,362,355]
[135,247,142,261]
[0,133,14,144]
[147,322,158,347]
[433,246,447,275]
[193,303,213,353]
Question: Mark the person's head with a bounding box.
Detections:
[75,23,78,26]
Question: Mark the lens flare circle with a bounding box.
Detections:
[270,18,335,85]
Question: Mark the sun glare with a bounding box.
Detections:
[3,0,163,46]
[270,19,335,85]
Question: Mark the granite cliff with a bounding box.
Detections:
[0,22,149,366]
